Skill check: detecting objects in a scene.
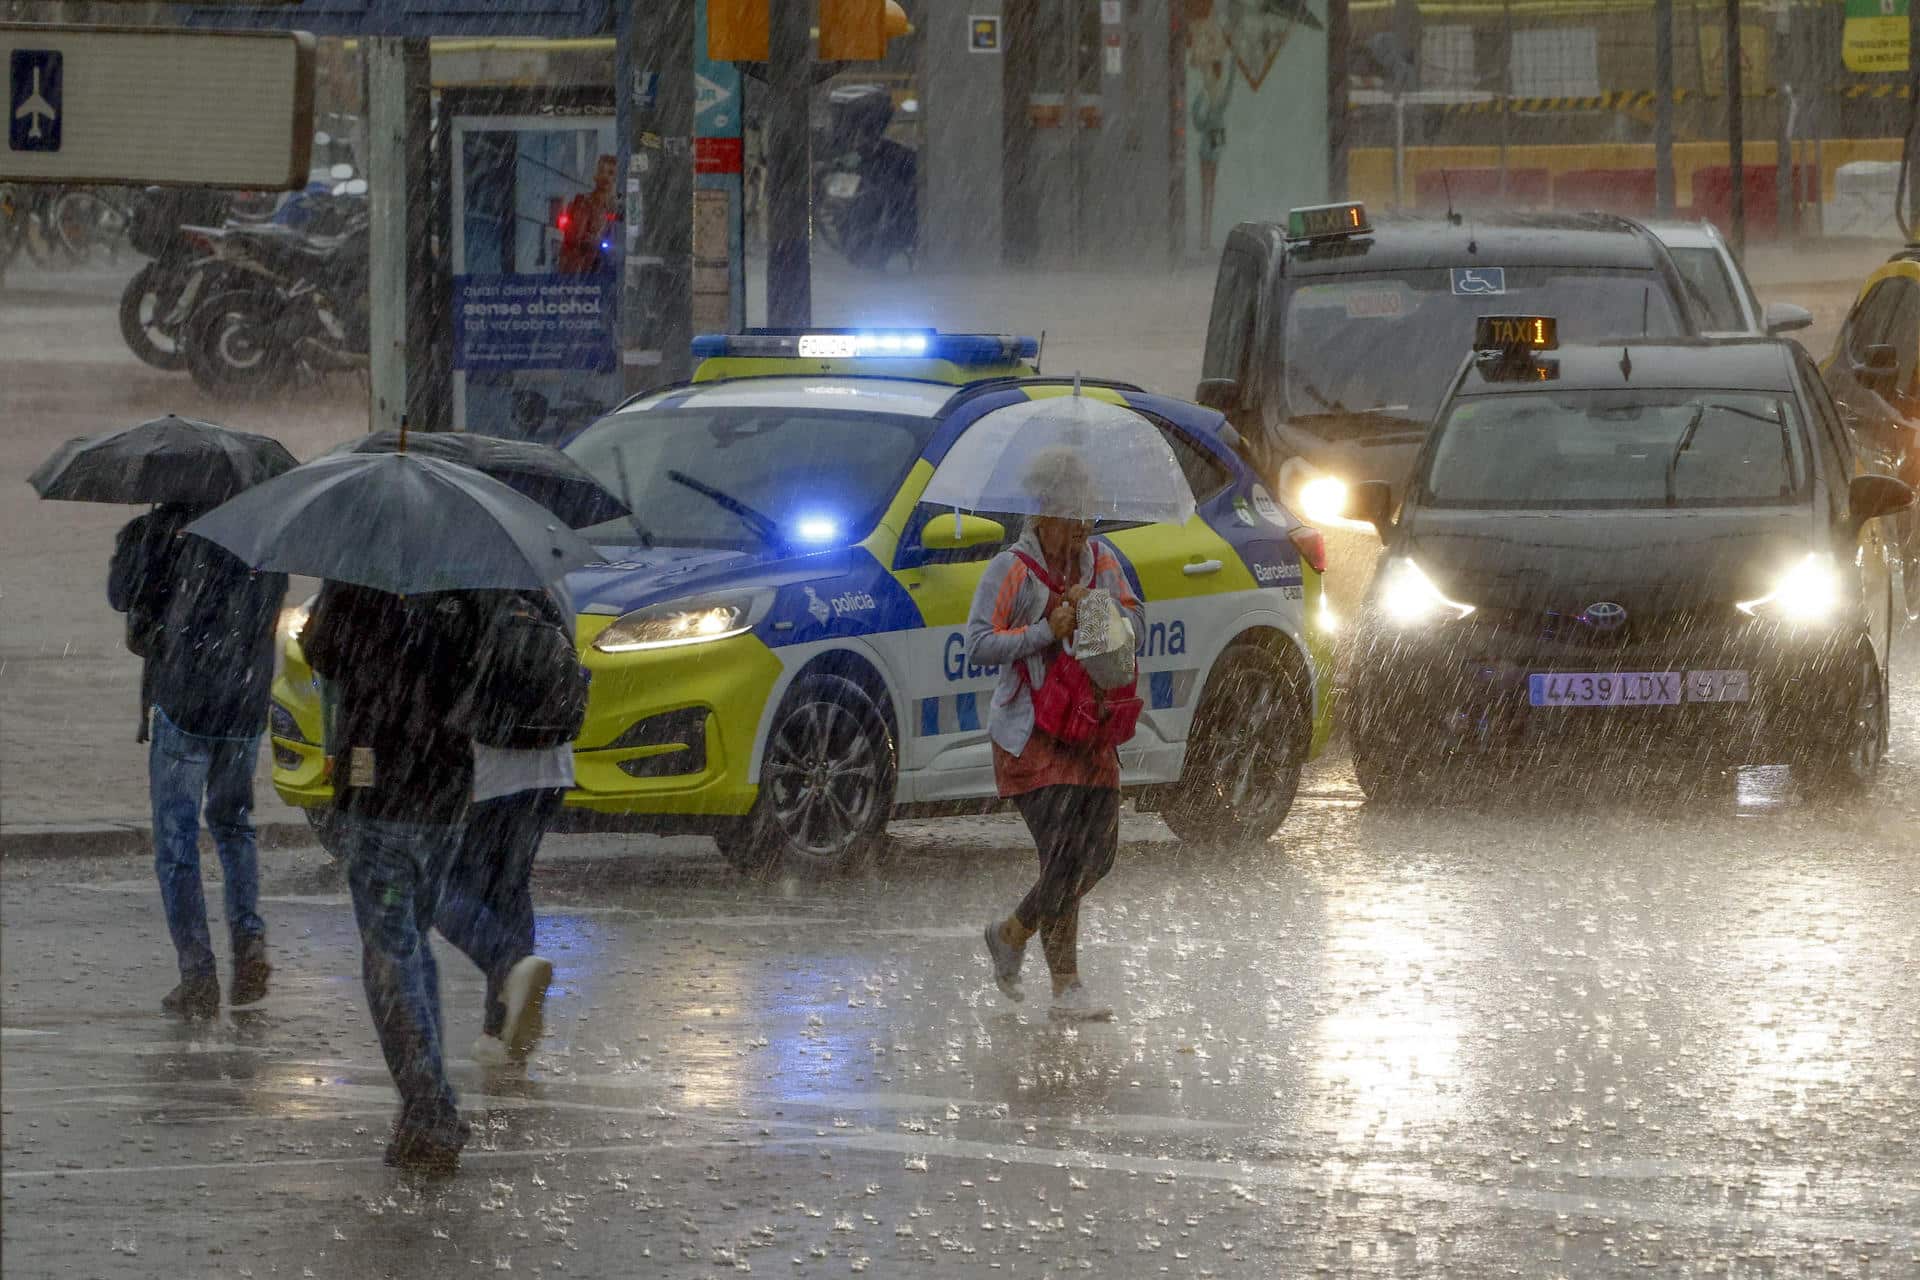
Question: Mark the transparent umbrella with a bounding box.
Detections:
[920,391,1196,525]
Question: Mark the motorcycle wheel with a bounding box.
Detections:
[118,262,190,371]
[185,288,292,401]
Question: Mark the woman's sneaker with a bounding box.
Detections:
[1048,982,1112,1022]
[982,922,1025,1003]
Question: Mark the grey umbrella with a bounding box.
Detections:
[29,414,298,506]
[185,451,603,595]
[322,430,629,530]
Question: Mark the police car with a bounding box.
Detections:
[269,330,1337,875]
[1342,316,1913,800]
[1197,203,1705,614]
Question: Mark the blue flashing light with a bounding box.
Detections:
[793,516,841,543]
[692,329,1039,365]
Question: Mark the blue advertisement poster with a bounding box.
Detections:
[451,114,622,442]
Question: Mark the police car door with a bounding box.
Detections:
[884,501,1018,801]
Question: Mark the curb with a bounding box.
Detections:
[1,820,317,860]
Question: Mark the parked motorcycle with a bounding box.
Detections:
[812,84,916,271]
[183,202,369,400]
[119,186,238,370]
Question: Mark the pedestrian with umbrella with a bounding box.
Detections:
[324,429,623,1070]
[189,448,601,1172]
[29,414,297,1018]
[932,389,1194,1021]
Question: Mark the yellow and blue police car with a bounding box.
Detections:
[269,330,1337,875]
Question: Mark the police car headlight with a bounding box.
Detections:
[1737,554,1842,623]
[593,589,773,653]
[278,597,314,646]
[1298,475,1350,525]
[1376,558,1475,626]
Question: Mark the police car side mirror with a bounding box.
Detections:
[1195,378,1242,414]
[1348,480,1394,535]
[918,513,1006,552]
[1848,473,1913,534]
[1763,302,1813,335]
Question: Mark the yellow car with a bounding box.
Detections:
[270,330,1336,875]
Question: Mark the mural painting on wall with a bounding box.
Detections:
[1187,0,1325,251]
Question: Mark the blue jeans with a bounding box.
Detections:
[148,707,264,982]
[339,813,466,1141]
[435,788,562,1037]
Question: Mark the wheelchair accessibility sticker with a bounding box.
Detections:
[1451,267,1507,296]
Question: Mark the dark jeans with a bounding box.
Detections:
[1012,785,1120,977]
[339,813,466,1142]
[148,707,264,981]
[435,788,562,1037]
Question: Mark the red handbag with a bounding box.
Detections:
[1012,551,1143,750]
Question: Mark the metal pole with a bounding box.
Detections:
[1327,0,1350,197]
[1727,0,1745,260]
[618,0,696,387]
[1655,0,1676,215]
[400,38,440,431]
[1394,92,1406,208]
[1776,2,1794,240]
[1909,0,1920,231]
[1499,0,1512,199]
[766,0,813,327]
[1065,0,1080,266]
[365,37,408,434]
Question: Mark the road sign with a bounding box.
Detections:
[970,16,1001,53]
[9,49,61,153]
[0,25,313,187]
[1844,0,1908,72]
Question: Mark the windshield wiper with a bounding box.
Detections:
[1663,404,1708,506]
[666,469,783,546]
[612,447,653,548]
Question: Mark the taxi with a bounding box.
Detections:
[269,330,1337,875]
[1343,315,1912,801]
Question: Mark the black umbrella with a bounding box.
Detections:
[29,414,298,506]
[323,430,629,530]
[186,452,603,595]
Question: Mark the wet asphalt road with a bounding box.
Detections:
[9,631,1920,1280]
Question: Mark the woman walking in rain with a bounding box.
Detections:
[968,450,1143,1021]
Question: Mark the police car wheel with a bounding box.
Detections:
[718,674,896,878]
[1160,642,1307,846]
[1805,646,1886,796]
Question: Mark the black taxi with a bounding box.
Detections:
[1342,316,1913,799]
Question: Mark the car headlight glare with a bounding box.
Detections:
[1737,553,1841,622]
[1297,475,1351,525]
[1376,558,1475,626]
[593,589,773,653]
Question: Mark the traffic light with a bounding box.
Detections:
[708,1,909,63]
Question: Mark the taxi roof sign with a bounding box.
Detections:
[1474,315,1558,352]
[1286,201,1370,242]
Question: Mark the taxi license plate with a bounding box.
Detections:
[1528,670,1750,707]
[826,172,861,198]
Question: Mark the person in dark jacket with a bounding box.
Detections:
[124,523,288,1019]
[301,583,483,1173]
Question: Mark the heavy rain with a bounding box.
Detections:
[5,0,1920,1276]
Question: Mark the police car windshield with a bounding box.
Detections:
[1422,389,1805,509]
[566,407,933,549]
[1284,269,1684,426]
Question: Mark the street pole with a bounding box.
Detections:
[1499,0,1512,198]
[618,0,696,388]
[1726,0,1745,260]
[365,37,428,435]
[1327,0,1350,197]
[1655,0,1675,215]
[765,0,813,327]
[1909,0,1920,231]
[1776,1,1793,242]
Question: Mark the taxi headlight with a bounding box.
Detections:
[593,589,773,654]
[1376,557,1475,626]
[1737,553,1842,623]
[1297,474,1351,525]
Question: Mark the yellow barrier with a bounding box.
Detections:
[1350,138,1905,210]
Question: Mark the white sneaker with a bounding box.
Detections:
[1048,982,1113,1022]
[472,1033,512,1068]
[500,955,554,1060]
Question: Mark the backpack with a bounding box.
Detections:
[470,592,590,750]
[1011,551,1143,752]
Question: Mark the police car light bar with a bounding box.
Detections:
[1286,202,1371,242]
[1474,315,1558,352]
[691,330,1041,363]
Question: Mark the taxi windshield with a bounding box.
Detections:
[566,406,933,549]
[1421,389,1806,509]
[1282,269,1685,427]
